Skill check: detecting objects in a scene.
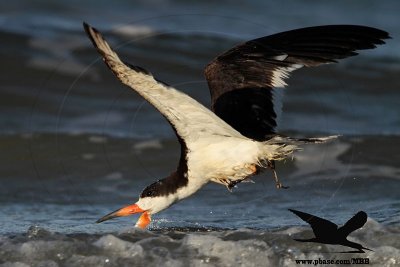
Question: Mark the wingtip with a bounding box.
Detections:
[82,21,97,45]
[82,21,97,33]
[288,209,299,215]
[353,210,368,219]
[379,29,391,40]
[82,21,100,42]
[357,210,368,221]
[82,21,117,62]
[82,21,93,36]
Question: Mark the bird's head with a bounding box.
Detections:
[96,180,178,228]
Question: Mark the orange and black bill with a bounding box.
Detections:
[96,204,144,223]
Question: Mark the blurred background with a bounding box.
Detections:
[1,0,399,235]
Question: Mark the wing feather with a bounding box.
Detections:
[338,211,368,237]
[205,25,390,140]
[289,209,338,237]
[83,22,242,145]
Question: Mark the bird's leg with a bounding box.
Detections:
[227,179,241,191]
[219,164,259,191]
[242,177,255,183]
[216,178,234,192]
[273,169,289,189]
[267,160,289,189]
[135,211,151,229]
[227,164,259,190]
[220,178,245,192]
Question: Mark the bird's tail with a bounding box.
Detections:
[258,135,339,161]
[283,135,340,144]
[259,137,299,161]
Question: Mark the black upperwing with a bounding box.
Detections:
[289,209,338,238]
[338,211,368,237]
[205,25,390,141]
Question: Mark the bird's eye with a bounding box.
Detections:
[146,191,153,197]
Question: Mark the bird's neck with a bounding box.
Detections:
[175,173,207,200]
[144,172,207,214]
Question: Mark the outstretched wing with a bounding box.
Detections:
[205,25,390,140]
[289,209,338,237]
[338,211,368,237]
[83,22,242,147]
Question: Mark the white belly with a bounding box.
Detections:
[187,136,261,183]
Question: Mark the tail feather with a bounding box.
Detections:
[290,135,340,144]
[260,140,300,161]
[276,135,340,144]
[259,135,339,161]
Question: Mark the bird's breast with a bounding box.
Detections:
[187,136,261,182]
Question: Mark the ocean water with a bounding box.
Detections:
[1,1,400,266]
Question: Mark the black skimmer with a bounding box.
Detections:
[289,209,372,253]
[83,22,389,228]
